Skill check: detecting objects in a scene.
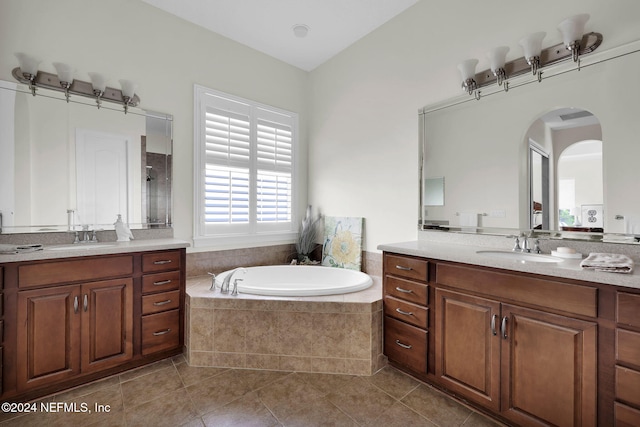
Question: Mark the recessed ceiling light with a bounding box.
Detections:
[292,24,309,38]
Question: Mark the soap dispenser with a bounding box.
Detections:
[114,214,134,242]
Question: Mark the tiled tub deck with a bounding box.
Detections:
[185,275,385,375]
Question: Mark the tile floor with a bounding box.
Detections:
[0,355,503,426]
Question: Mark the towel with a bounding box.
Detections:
[580,252,634,274]
[458,212,478,227]
[0,244,43,254]
[625,215,640,235]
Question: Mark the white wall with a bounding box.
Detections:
[0,0,308,248]
[308,0,640,251]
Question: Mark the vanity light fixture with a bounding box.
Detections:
[458,59,480,100]
[88,72,107,109]
[487,46,510,91]
[52,62,74,103]
[14,53,41,96]
[519,32,546,77]
[457,14,601,97]
[12,55,140,112]
[119,79,137,114]
[558,13,590,65]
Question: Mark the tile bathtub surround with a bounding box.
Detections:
[187,245,383,278]
[185,275,385,375]
[0,355,504,427]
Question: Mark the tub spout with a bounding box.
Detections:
[232,278,243,296]
[221,267,247,293]
[207,272,216,291]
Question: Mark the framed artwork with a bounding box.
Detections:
[322,216,363,270]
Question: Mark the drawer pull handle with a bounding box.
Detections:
[501,316,508,339]
[395,265,412,271]
[153,260,173,265]
[83,294,88,312]
[153,299,172,306]
[395,287,413,294]
[153,328,171,336]
[73,296,79,314]
[395,308,414,316]
[395,340,412,349]
[491,314,497,336]
[153,280,172,286]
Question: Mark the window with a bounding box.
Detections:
[193,86,298,247]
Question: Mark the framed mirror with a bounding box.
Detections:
[0,80,173,234]
[419,42,640,243]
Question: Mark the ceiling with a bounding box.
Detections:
[140,0,418,71]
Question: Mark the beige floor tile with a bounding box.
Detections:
[462,411,507,427]
[175,362,229,387]
[201,391,281,427]
[124,388,199,427]
[325,376,397,425]
[118,358,174,382]
[275,397,357,427]
[256,374,325,420]
[366,401,438,426]
[296,372,356,395]
[366,365,421,399]
[120,365,184,409]
[402,384,472,426]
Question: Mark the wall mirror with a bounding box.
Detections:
[0,80,173,234]
[419,43,640,244]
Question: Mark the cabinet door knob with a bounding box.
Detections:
[73,296,79,314]
[491,314,498,336]
[83,294,88,312]
[501,316,508,339]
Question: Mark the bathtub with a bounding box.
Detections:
[213,265,373,296]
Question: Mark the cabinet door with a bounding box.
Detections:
[17,285,81,391]
[81,278,133,373]
[500,304,597,427]
[435,288,501,411]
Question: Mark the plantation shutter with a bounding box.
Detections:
[256,108,293,224]
[196,87,296,240]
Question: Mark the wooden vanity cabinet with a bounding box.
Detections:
[1,248,186,401]
[383,252,601,427]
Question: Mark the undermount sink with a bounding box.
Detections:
[476,250,564,263]
[47,244,117,251]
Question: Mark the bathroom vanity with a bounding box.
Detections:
[380,241,640,427]
[0,240,187,402]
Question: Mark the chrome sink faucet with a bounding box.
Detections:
[220,267,247,294]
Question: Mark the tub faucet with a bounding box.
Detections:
[220,268,246,294]
[207,272,216,291]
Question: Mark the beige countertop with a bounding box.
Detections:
[378,240,640,290]
[0,238,190,263]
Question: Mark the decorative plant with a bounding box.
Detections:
[296,205,322,264]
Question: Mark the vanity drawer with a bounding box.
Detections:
[384,296,428,329]
[384,316,427,373]
[142,270,181,294]
[616,365,640,407]
[436,263,597,318]
[142,290,180,315]
[18,255,133,288]
[616,402,640,427]
[384,254,428,282]
[617,329,640,367]
[142,251,181,273]
[618,292,640,329]
[142,309,180,355]
[384,276,428,305]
